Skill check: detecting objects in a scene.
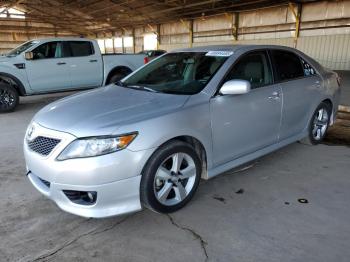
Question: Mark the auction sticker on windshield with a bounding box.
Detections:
[206,51,234,57]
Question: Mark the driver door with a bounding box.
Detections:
[25,41,71,92]
[210,50,282,166]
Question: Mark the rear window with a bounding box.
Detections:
[301,58,316,76]
[69,41,94,57]
[270,50,304,81]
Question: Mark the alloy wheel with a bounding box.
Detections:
[153,152,197,206]
[0,88,16,109]
[312,108,329,140]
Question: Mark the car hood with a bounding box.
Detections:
[34,85,190,137]
[0,56,12,63]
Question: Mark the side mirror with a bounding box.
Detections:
[220,80,251,95]
[24,51,33,60]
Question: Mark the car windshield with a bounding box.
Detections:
[122,52,229,95]
[7,41,38,57]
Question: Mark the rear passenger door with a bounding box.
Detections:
[66,41,103,88]
[270,49,322,140]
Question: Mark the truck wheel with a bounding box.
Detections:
[107,68,132,84]
[0,84,19,113]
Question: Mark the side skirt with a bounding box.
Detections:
[206,131,308,180]
[23,86,100,96]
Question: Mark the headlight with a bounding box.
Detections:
[57,133,137,160]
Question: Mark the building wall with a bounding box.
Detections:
[157,0,350,70]
[0,19,78,54]
[1,0,350,70]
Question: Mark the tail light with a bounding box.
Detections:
[144,57,149,64]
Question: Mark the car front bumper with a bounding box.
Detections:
[23,123,154,218]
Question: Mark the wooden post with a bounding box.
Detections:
[25,18,30,40]
[156,24,160,50]
[132,28,136,53]
[112,31,116,53]
[189,19,193,48]
[103,37,106,54]
[225,12,238,43]
[289,2,302,48]
[234,12,239,41]
[180,19,193,48]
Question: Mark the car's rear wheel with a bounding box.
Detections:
[140,140,202,213]
[301,102,331,145]
[0,83,19,113]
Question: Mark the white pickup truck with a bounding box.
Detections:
[0,38,146,112]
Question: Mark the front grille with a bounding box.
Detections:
[27,136,61,156]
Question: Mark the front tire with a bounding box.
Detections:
[140,140,202,213]
[0,84,19,113]
[301,102,331,145]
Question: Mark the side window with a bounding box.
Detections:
[301,58,316,76]
[69,41,94,57]
[224,51,273,89]
[270,50,304,81]
[32,42,60,60]
[61,42,72,58]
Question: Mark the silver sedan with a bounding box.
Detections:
[24,45,341,218]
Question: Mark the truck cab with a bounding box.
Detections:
[0,38,145,112]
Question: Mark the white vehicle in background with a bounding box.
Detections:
[0,38,146,112]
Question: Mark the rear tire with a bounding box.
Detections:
[300,102,331,145]
[140,140,202,213]
[0,83,19,113]
[107,68,132,84]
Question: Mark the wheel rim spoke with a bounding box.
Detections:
[178,165,196,179]
[157,182,173,202]
[156,166,172,180]
[171,153,184,173]
[317,109,324,120]
[317,128,321,139]
[312,107,329,140]
[174,183,187,201]
[0,89,15,108]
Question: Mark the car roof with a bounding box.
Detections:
[172,44,299,53]
[27,37,93,43]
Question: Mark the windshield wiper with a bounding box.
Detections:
[115,80,125,87]
[123,84,159,93]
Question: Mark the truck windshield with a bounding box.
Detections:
[122,52,229,95]
[7,41,38,57]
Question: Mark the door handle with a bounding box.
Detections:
[268,91,280,100]
[89,59,98,62]
[57,62,66,65]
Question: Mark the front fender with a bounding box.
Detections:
[0,63,31,94]
[119,102,214,170]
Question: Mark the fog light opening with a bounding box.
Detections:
[86,191,97,203]
[63,190,97,205]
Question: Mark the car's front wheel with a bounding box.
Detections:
[140,140,202,213]
[0,83,19,113]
